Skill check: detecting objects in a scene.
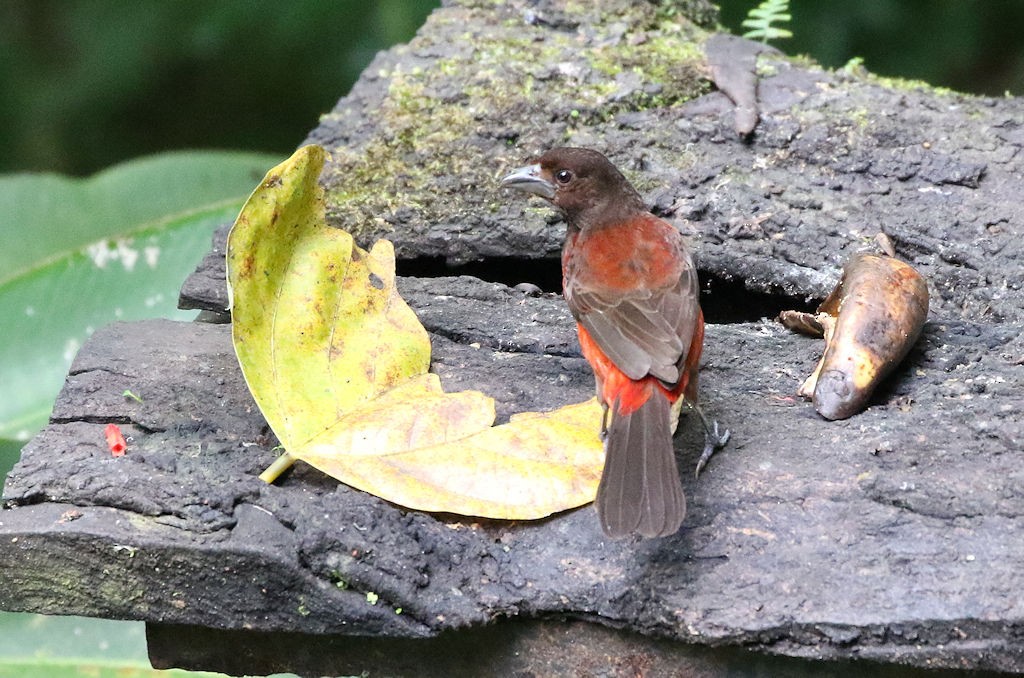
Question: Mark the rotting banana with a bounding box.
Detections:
[779,245,929,420]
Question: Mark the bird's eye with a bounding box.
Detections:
[555,169,573,184]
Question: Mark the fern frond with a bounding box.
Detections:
[741,0,793,43]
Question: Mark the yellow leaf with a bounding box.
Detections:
[228,145,604,521]
[299,399,605,520]
[226,145,431,450]
[297,374,496,458]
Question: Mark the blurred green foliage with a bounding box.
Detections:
[2,1,1022,177]
[0,0,439,175]
[720,0,1024,96]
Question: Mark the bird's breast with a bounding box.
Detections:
[564,217,684,293]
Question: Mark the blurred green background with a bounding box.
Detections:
[2,0,1021,176]
[0,0,1021,676]
[0,0,439,175]
[721,0,1024,97]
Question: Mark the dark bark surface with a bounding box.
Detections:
[4,0,1024,675]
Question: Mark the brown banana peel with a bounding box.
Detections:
[779,250,929,420]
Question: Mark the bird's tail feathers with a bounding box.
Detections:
[596,394,685,538]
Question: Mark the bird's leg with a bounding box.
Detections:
[599,402,610,441]
[689,403,730,478]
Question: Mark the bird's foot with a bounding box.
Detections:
[694,419,730,478]
[689,403,730,478]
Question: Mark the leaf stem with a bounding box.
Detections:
[259,451,296,484]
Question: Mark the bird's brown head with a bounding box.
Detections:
[500,147,646,231]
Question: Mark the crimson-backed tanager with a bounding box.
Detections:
[501,147,727,539]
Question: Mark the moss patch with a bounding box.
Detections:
[316,0,715,249]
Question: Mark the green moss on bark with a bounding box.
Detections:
[316,0,716,246]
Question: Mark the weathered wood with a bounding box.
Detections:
[4,0,1024,674]
[299,0,1024,326]
[3,305,1023,672]
[145,619,977,678]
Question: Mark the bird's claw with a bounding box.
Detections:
[694,418,730,479]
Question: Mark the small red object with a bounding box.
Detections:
[104,424,127,456]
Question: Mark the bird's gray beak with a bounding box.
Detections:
[499,163,556,200]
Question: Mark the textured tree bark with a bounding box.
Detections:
[4,0,1024,675]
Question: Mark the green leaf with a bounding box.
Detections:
[0,439,24,485]
[0,611,303,677]
[0,152,273,287]
[0,662,223,678]
[0,151,280,442]
[0,612,189,677]
[766,27,793,39]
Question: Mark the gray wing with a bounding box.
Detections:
[569,260,700,384]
